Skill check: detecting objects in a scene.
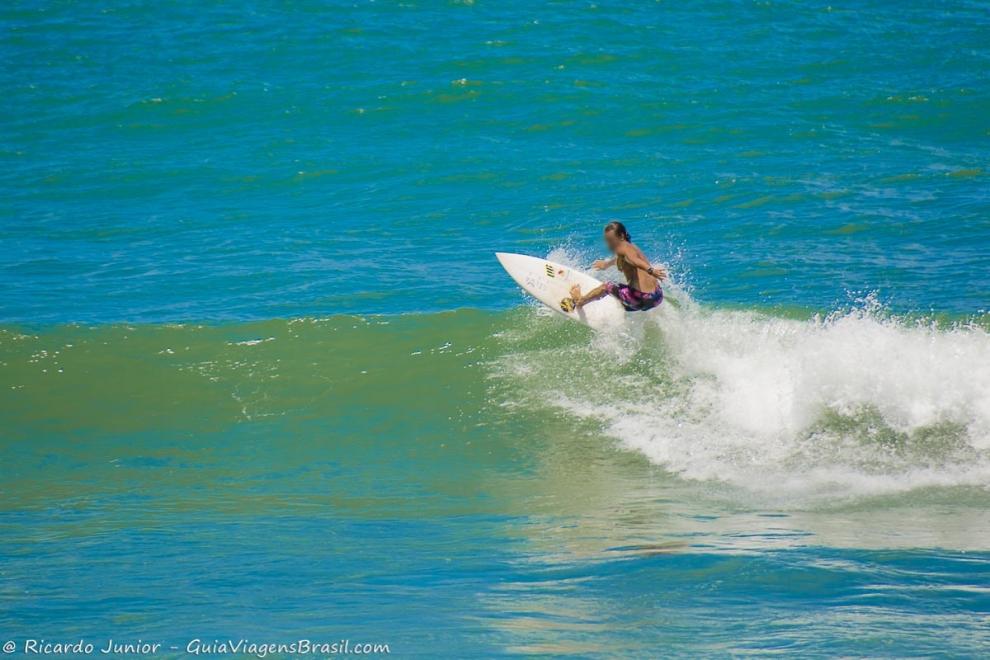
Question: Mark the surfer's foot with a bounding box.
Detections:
[569,285,582,304]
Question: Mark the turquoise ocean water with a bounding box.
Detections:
[2,1,990,656]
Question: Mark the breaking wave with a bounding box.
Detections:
[494,249,990,505]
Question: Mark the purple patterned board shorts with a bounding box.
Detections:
[604,282,663,312]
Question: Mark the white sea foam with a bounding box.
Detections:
[498,249,990,504]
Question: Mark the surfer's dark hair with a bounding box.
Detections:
[604,221,630,241]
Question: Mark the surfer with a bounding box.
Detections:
[563,221,666,312]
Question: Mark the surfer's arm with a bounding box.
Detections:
[592,258,615,270]
[618,246,667,280]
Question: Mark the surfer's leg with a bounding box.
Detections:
[570,283,608,308]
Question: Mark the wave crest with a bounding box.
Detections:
[495,269,990,504]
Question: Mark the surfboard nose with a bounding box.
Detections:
[494,252,514,270]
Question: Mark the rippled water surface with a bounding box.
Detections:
[2,0,989,656]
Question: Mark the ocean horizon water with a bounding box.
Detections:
[2,0,989,657]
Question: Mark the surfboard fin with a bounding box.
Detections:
[560,297,577,313]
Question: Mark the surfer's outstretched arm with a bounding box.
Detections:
[593,258,616,270]
[569,283,608,308]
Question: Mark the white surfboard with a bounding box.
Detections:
[496,252,625,330]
